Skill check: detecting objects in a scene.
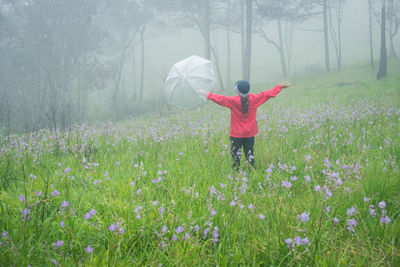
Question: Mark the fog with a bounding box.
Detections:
[0,0,399,132]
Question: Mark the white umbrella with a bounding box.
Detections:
[165,55,216,110]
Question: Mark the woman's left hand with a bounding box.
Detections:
[280,82,291,88]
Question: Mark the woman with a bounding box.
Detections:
[199,80,291,168]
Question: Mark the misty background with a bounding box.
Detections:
[0,0,399,133]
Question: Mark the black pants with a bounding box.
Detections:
[230,136,255,168]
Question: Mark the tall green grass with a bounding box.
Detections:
[0,60,399,266]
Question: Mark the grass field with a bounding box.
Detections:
[1,60,399,266]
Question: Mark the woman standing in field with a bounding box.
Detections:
[200,80,291,168]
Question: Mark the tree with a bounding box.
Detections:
[100,0,149,109]
[328,0,345,71]
[387,0,399,58]
[368,0,374,68]
[377,3,387,80]
[255,0,317,76]
[154,0,212,60]
[323,0,330,72]
[0,0,111,132]
[243,0,253,80]
[154,0,226,89]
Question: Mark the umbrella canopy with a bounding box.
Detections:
[165,55,216,110]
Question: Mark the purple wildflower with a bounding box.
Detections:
[161,225,168,234]
[210,209,217,217]
[54,240,64,247]
[347,218,358,227]
[259,214,265,220]
[134,206,142,214]
[60,221,65,228]
[325,188,332,199]
[60,201,69,208]
[380,216,391,224]
[335,178,343,186]
[282,181,292,188]
[212,226,219,242]
[51,190,60,197]
[85,245,93,253]
[298,212,310,222]
[18,195,25,202]
[346,206,357,217]
[203,227,210,239]
[304,175,311,183]
[293,236,303,246]
[21,208,30,221]
[285,238,293,248]
[159,206,165,215]
[324,206,331,213]
[64,167,71,174]
[378,201,386,209]
[119,227,125,235]
[369,207,375,216]
[108,224,118,232]
[333,217,339,223]
[314,185,321,192]
[184,232,190,241]
[176,226,184,234]
[209,186,216,194]
[1,231,8,239]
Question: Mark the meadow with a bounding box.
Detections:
[1,61,399,266]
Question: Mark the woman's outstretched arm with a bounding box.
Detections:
[199,90,232,108]
[252,82,291,107]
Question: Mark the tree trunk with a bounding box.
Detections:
[132,44,137,101]
[243,0,252,81]
[226,0,232,88]
[277,19,288,77]
[387,0,398,58]
[368,0,374,68]
[240,0,245,77]
[204,0,211,60]
[284,22,294,76]
[377,5,387,80]
[139,24,145,100]
[211,46,225,90]
[113,51,125,109]
[323,0,330,72]
[337,5,342,71]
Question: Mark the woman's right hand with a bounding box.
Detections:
[280,82,291,88]
[199,90,209,97]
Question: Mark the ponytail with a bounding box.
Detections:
[240,96,249,114]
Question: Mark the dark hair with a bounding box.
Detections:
[235,80,250,114]
[240,96,249,114]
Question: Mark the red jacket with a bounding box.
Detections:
[207,85,283,138]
